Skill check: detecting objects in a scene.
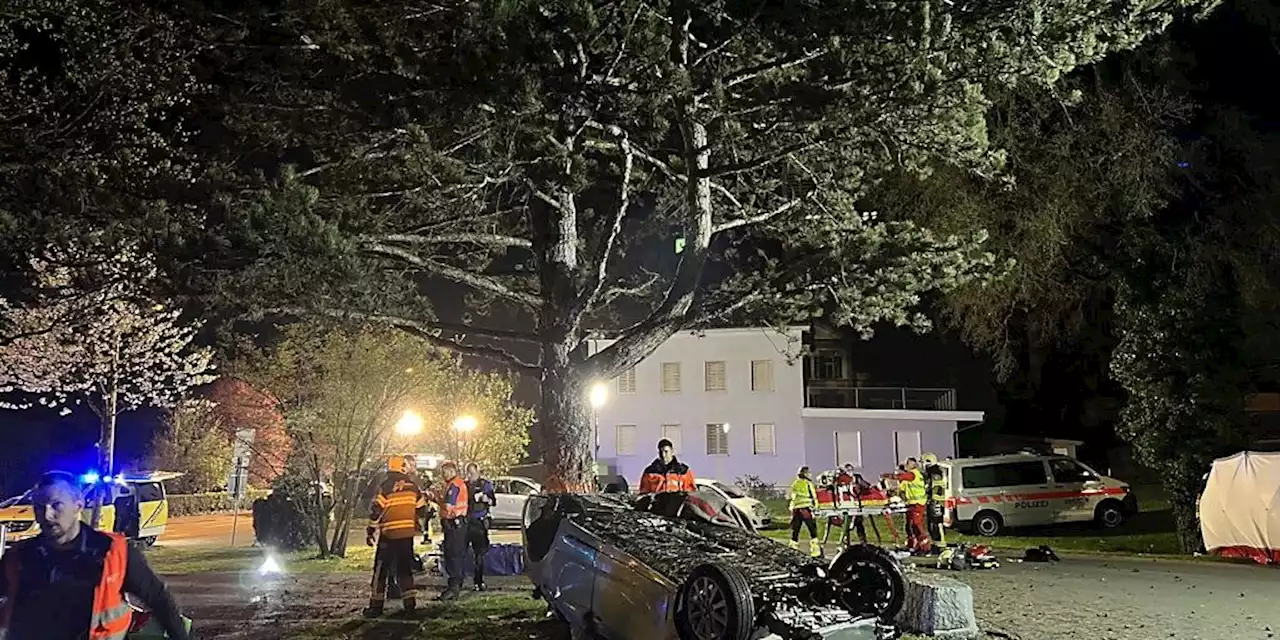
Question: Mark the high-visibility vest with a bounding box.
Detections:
[1,531,133,640]
[901,469,927,505]
[441,476,470,520]
[371,472,427,540]
[788,477,816,510]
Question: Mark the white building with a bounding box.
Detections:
[587,326,984,489]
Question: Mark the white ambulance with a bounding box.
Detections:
[940,453,1138,536]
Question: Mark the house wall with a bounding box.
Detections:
[801,417,958,478]
[589,328,806,487]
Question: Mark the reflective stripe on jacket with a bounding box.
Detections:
[788,477,816,510]
[371,472,427,540]
[0,532,133,640]
[441,476,470,519]
[637,458,695,494]
[899,469,926,505]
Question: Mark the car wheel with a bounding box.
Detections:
[675,563,755,640]
[827,544,907,620]
[1095,501,1124,529]
[972,511,1003,537]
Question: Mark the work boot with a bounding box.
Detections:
[788,539,800,551]
[403,597,417,613]
[363,603,384,618]
[473,582,487,592]
[436,589,460,601]
[809,539,822,558]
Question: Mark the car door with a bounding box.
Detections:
[502,478,538,527]
[489,479,514,524]
[993,460,1055,527]
[1047,457,1101,523]
[593,541,678,640]
[135,481,168,537]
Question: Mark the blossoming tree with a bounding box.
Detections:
[0,242,216,478]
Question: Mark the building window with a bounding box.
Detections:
[835,431,862,468]
[705,423,730,455]
[704,361,727,391]
[752,423,776,455]
[751,360,774,392]
[617,368,637,394]
[894,430,922,463]
[661,424,682,453]
[811,350,845,380]
[661,362,681,393]
[616,425,638,456]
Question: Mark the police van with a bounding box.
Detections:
[940,453,1138,536]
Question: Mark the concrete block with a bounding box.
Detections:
[893,572,980,639]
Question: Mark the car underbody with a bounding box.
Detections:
[524,492,905,640]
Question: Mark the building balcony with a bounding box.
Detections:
[804,386,958,411]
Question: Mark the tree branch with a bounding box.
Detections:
[260,307,541,371]
[361,232,532,249]
[719,48,830,91]
[582,129,634,312]
[361,242,544,309]
[702,141,823,178]
[712,191,814,234]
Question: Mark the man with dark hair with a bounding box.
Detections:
[638,439,695,494]
[435,461,469,601]
[463,463,496,591]
[0,471,189,640]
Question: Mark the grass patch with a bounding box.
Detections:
[147,544,379,575]
[284,593,556,640]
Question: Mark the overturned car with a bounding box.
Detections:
[522,490,905,640]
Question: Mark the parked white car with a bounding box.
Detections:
[694,478,772,529]
[489,476,542,527]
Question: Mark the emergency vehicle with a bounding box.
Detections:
[940,453,1137,536]
[0,471,182,545]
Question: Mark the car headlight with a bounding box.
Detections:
[752,503,768,516]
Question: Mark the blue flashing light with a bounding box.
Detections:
[82,472,100,485]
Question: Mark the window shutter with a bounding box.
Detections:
[705,423,729,455]
[661,362,682,393]
[751,360,774,392]
[752,423,775,455]
[704,361,727,391]
[661,424,682,453]
[616,425,638,456]
[617,368,637,394]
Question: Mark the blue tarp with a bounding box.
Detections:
[437,543,526,578]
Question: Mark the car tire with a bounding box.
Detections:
[972,511,1003,537]
[1094,501,1125,529]
[827,544,907,620]
[675,563,755,640]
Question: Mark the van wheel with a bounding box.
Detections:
[972,511,1003,537]
[1094,501,1124,529]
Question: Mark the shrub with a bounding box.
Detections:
[167,490,269,518]
[734,475,784,501]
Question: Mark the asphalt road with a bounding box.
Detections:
[161,513,523,548]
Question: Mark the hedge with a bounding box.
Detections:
[167,490,269,518]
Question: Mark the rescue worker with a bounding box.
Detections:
[638,439,695,494]
[365,455,428,617]
[464,463,496,591]
[848,473,876,545]
[883,457,931,554]
[436,460,470,601]
[0,471,189,640]
[922,453,947,551]
[788,466,822,557]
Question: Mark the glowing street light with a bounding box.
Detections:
[589,382,609,409]
[453,414,478,434]
[394,410,425,436]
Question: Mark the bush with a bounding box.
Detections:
[734,475,785,502]
[167,490,269,518]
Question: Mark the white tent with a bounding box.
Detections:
[1199,451,1280,564]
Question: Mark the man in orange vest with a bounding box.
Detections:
[637,439,695,494]
[0,471,189,640]
[435,461,470,601]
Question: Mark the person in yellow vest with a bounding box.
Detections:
[922,453,947,551]
[436,461,470,601]
[0,471,189,640]
[788,466,822,557]
[365,455,428,617]
[883,457,931,554]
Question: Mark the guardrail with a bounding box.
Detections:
[804,386,957,411]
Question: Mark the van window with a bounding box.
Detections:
[961,461,1048,489]
[136,482,165,502]
[1049,459,1097,483]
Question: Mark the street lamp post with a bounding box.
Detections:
[589,382,608,462]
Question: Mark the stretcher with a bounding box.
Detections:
[812,485,907,546]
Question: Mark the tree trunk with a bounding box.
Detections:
[1163,456,1208,554]
[540,361,594,494]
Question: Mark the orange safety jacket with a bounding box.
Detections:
[1,532,133,640]
[638,458,695,494]
[439,476,470,520]
[370,471,428,540]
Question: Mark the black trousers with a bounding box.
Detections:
[465,517,491,585]
[371,536,416,605]
[441,518,467,589]
[790,508,818,541]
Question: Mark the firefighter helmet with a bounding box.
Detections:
[386,455,408,474]
[922,453,939,465]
